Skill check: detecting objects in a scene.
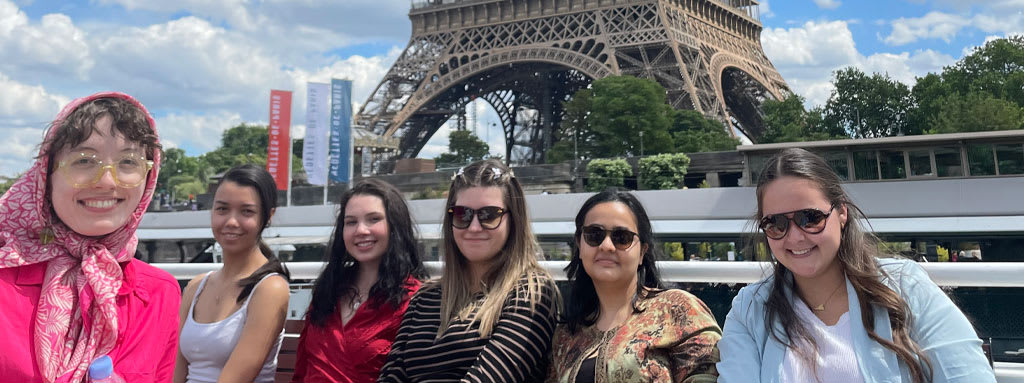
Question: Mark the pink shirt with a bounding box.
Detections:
[0,259,181,382]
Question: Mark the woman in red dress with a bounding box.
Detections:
[292,178,427,383]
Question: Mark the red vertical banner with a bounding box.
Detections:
[267,90,293,190]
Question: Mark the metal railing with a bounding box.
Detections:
[157,261,1024,287]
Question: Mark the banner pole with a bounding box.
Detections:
[287,137,292,207]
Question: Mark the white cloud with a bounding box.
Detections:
[0,72,69,126]
[154,111,244,154]
[884,12,971,45]
[0,0,93,80]
[760,0,775,19]
[762,21,861,69]
[763,20,956,107]
[882,4,1024,46]
[813,0,842,10]
[88,17,289,113]
[0,127,49,176]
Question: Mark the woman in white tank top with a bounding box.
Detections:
[174,165,291,383]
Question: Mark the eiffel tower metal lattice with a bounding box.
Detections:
[356,0,788,167]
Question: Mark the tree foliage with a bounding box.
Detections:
[434,130,490,167]
[638,153,690,190]
[758,36,1024,143]
[761,94,846,143]
[550,75,737,163]
[823,68,914,138]
[926,92,1024,134]
[552,76,675,161]
[585,158,632,192]
[671,110,740,152]
[0,174,20,196]
[154,123,307,202]
[943,35,1024,104]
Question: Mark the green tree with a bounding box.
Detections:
[761,94,846,143]
[197,124,305,183]
[908,36,1023,134]
[926,92,1024,134]
[670,110,741,152]
[638,153,690,190]
[664,242,685,261]
[943,35,1024,104]
[823,67,913,138]
[586,158,632,192]
[158,148,202,194]
[908,73,952,133]
[434,130,489,167]
[553,76,675,161]
[0,175,20,196]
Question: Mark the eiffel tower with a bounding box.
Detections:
[356,0,788,167]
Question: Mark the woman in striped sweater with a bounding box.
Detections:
[378,159,559,383]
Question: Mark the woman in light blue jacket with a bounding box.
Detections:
[717,148,994,383]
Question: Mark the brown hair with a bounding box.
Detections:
[41,97,160,173]
[752,148,932,383]
[438,159,552,337]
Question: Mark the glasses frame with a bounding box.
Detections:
[447,205,507,230]
[759,203,837,240]
[56,152,154,189]
[580,225,639,251]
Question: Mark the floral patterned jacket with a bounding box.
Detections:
[546,289,722,383]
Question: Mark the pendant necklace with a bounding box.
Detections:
[811,281,844,312]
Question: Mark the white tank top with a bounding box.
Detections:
[179,272,284,383]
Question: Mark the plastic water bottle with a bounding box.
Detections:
[88,355,126,383]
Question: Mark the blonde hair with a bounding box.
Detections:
[438,159,552,337]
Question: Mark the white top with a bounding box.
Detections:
[179,272,284,383]
[780,291,865,383]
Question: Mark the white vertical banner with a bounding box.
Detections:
[303,82,330,186]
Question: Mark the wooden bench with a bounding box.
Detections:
[275,319,305,383]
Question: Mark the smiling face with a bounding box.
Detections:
[211,181,268,255]
[452,186,509,268]
[342,194,389,267]
[579,201,645,287]
[760,176,848,282]
[50,115,148,237]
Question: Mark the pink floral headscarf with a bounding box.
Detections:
[0,92,161,383]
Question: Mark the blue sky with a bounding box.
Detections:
[0,0,1020,177]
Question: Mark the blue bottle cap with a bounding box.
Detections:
[88,355,114,379]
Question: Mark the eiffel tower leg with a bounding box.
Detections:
[355,0,790,173]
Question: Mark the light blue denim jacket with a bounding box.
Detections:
[717,258,995,383]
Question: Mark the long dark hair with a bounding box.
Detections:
[307,178,427,327]
[217,164,291,303]
[562,188,664,334]
[752,148,932,383]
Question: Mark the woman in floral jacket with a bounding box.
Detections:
[546,189,721,383]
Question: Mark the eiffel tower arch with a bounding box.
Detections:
[356,0,788,167]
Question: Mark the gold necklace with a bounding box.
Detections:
[809,281,844,312]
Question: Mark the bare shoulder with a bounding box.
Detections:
[252,274,290,303]
[181,272,210,301]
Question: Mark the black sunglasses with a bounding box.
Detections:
[580,225,639,250]
[447,206,506,230]
[759,204,836,240]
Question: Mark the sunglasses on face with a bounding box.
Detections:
[580,225,639,251]
[448,206,507,230]
[759,204,836,240]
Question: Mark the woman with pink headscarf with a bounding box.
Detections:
[0,92,181,382]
